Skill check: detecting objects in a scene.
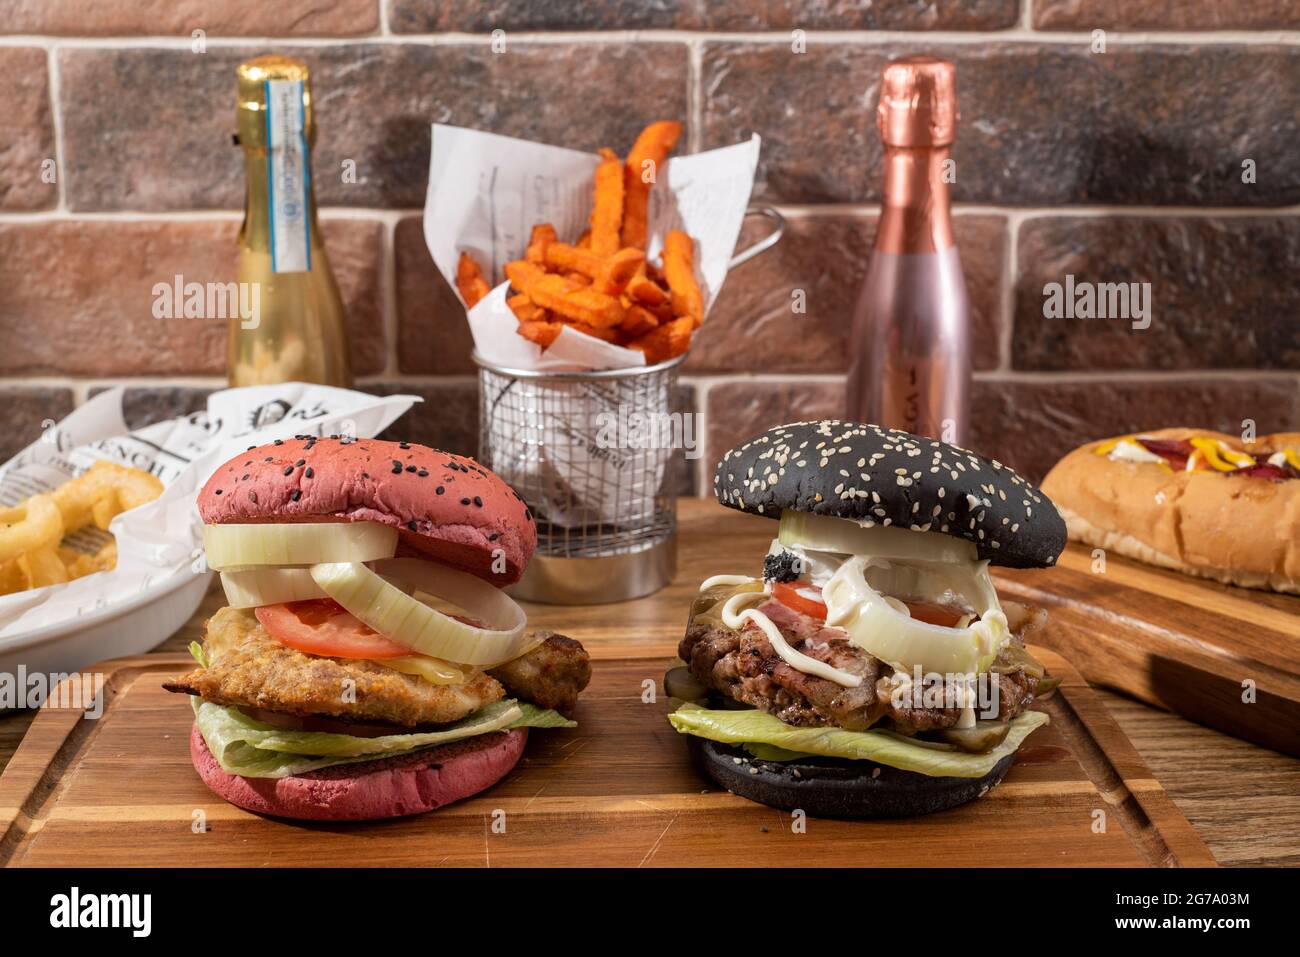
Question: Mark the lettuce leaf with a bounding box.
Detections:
[668,704,1049,778]
[742,742,816,762]
[510,702,577,729]
[193,698,574,779]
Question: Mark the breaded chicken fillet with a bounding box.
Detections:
[165,607,592,728]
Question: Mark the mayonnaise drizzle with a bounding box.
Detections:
[1108,439,1164,465]
[717,591,863,688]
[699,574,759,591]
[699,520,1016,722]
[700,576,862,688]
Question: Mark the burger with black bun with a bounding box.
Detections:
[165,436,590,821]
[666,420,1066,818]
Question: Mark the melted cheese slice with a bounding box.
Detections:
[1189,437,1254,471]
[375,654,469,685]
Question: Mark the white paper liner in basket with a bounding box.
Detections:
[423,124,762,528]
[480,367,676,531]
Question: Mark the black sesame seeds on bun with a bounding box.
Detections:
[713,420,1067,569]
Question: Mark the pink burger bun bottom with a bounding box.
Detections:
[190,724,528,821]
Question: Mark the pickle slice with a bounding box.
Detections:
[663,666,709,704]
[936,720,1012,754]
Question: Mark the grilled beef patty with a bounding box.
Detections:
[678,598,1047,736]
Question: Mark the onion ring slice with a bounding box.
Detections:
[779,510,978,565]
[310,558,531,667]
[823,556,1008,676]
[220,567,327,608]
[204,521,398,571]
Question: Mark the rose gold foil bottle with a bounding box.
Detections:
[847,56,970,445]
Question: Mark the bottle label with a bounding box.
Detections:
[264,79,312,274]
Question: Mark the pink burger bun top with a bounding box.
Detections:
[198,436,536,585]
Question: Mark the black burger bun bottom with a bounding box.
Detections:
[690,737,1016,818]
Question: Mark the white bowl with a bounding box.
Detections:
[0,570,212,683]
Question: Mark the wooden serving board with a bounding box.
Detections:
[0,648,1214,867]
[994,544,1300,757]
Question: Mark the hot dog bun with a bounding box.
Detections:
[1041,428,1300,594]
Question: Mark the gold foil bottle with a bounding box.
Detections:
[847,56,969,445]
[229,56,352,387]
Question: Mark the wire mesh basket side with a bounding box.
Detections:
[477,364,680,559]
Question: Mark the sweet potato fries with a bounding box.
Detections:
[456,120,703,363]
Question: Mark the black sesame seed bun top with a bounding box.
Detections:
[713,420,1067,569]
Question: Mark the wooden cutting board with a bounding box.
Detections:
[0,649,1214,867]
[993,544,1300,757]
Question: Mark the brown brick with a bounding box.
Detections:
[690,215,868,374]
[0,0,378,35]
[0,387,76,463]
[365,381,480,458]
[320,218,387,376]
[0,219,384,376]
[1034,0,1300,30]
[691,213,1004,373]
[970,376,1300,482]
[957,216,1008,371]
[0,48,57,211]
[1013,217,1300,372]
[704,379,845,472]
[389,0,693,31]
[388,0,1016,32]
[701,42,1300,206]
[701,44,889,204]
[59,42,689,212]
[395,216,475,375]
[698,0,1017,29]
[0,221,228,376]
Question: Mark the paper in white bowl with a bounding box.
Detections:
[0,384,418,654]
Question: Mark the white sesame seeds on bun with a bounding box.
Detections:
[713,420,1067,569]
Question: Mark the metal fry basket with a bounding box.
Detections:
[473,205,785,605]
[475,354,685,604]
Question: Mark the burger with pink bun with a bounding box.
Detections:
[165,435,590,821]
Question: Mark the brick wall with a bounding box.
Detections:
[1,1,1296,490]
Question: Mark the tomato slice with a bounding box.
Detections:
[1242,464,1288,480]
[771,581,829,620]
[255,599,412,659]
[903,601,966,628]
[1136,437,1192,471]
[771,582,969,629]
